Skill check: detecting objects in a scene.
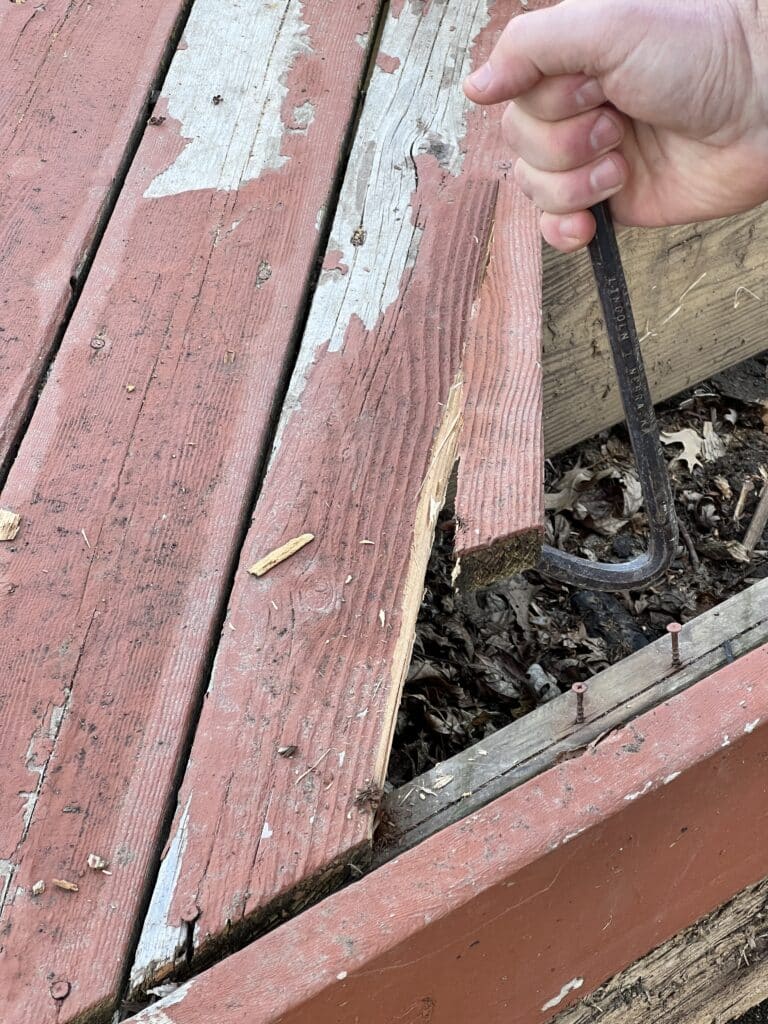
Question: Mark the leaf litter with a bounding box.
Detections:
[387,354,768,788]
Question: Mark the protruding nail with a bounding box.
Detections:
[572,682,587,724]
[181,902,200,923]
[667,622,682,667]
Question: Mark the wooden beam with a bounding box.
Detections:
[126,648,768,1024]
[542,205,768,456]
[0,0,188,472]
[378,577,768,860]
[453,182,544,590]
[552,874,768,1024]
[128,0,548,994]
[0,4,380,1022]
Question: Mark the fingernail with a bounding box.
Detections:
[574,78,605,109]
[591,156,623,192]
[467,62,494,92]
[590,114,621,152]
[559,216,582,242]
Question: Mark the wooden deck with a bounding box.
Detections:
[1,2,766,1023]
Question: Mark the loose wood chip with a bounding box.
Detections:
[744,481,768,553]
[248,533,314,577]
[87,853,109,871]
[52,879,79,893]
[31,880,45,897]
[0,509,20,541]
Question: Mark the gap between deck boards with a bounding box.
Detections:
[123,577,768,1016]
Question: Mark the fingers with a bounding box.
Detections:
[503,102,624,172]
[464,4,612,106]
[540,210,597,252]
[514,74,606,122]
[514,151,629,215]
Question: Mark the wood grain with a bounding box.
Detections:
[127,650,768,1024]
[0,3,380,1021]
[0,0,189,472]
[552,874,768,1024]
[377,577,768,859]
[542,206,768,455]
[129,0,552,993]
[454,181,543,589]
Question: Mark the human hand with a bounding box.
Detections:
[464,0,768,251]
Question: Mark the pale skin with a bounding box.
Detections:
[464,0,768,252]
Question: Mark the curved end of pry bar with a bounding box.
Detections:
[536,201,679,592]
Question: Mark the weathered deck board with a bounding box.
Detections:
[378,577,768,859]
[542,206,768,455]
[0,3,381,1021]
[552,874,768,1024]
[128,648,768,1024]
[130,0,549,991]
[453,182,543,590]
[0,0,189,473]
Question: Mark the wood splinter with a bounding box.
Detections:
[0,509,21,541]
[248,533,315,577]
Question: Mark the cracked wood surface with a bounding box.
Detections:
[0,2,381,1021]
[128,648,768,1024]
[0,0,189,474]
[129,0,547,992]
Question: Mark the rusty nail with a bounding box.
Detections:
[667,622,682,667]
[180,902,200,923]
[572,682,587,725]
[50,981,71,1001]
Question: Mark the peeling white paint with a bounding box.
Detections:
[271,0,490,453]
[624,780,653,802]
[663,772,681,784]
[541,977,584,1012]
[145,1,311,197]
[745,719,760,734]
[131,980,195,1023]
[129,796,192,991]
[722,735,731,747]
[561,828,585,844]
[261,821,273,840]
[0,861,15,909]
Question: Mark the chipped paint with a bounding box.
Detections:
[271,0,489,451]
[261,821,273,840]
[624,780,654,802]
[131,979,195,1023]
[663,772,681,784]
[129,795,193,991]
[145,1,311,197]
[541,977,584,1012]
[745,719,760,733]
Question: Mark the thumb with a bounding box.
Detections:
[465,2,616,105]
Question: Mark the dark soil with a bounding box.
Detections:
[388,354,768,788]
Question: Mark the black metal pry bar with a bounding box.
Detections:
[537,201,678,591]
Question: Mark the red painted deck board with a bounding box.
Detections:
[0,4,380,1021]
[454,182,544,589]
[129,644,768,1024]
[128,0,548,990]
[0,0,188,470]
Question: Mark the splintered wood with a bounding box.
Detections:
[248,534,315,577]
[0,2,381,1021]
[0,509,20,540]
[130,0,547,992]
